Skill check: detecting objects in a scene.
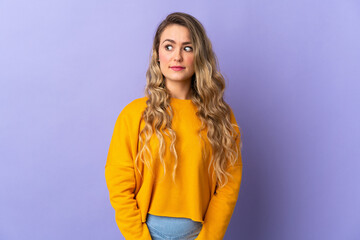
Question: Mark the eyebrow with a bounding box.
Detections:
[162,39,192,45]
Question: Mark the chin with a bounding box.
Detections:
[167,78,191,82]
[166,75,192,81]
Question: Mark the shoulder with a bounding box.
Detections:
[228,105,241,136]
[228,105,237,123]
[122,96,148,114]
[117,96,148,123]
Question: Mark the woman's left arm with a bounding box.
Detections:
[196,108,243,240]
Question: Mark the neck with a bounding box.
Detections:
[165,78,192,100]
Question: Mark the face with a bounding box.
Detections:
[158,24,195,84]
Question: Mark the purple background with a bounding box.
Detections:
[1,1,359,239]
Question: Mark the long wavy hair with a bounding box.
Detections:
[134,12,242,189]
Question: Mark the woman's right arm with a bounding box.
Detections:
[105,109,152,240]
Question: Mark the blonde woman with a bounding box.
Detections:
[105,12,243,240]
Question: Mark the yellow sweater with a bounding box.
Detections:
[105,96,243,240]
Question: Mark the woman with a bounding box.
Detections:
[105,12,243,240]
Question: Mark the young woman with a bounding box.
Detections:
[105,12,243,240]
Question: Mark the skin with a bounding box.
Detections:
[158,24,195,100]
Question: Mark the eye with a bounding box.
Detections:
[184,46,193,52]
[165,45,173,51]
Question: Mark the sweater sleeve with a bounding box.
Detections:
[196,108,243,240]
[105,109,152,240]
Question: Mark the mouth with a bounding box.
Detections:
[170,66,185,71]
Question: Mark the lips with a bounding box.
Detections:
[170,66,185,71]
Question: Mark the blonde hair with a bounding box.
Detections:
[135,12,242,189]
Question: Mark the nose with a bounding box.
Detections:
[173,48,183,62]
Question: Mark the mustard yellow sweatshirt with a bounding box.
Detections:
[105,97,243,240]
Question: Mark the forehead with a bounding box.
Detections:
[160,24,191,43]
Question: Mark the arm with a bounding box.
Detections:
[105,110,152,240]
[196,109,243,240]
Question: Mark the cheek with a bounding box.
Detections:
[186,56,195,69]
[158,50,169,62]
